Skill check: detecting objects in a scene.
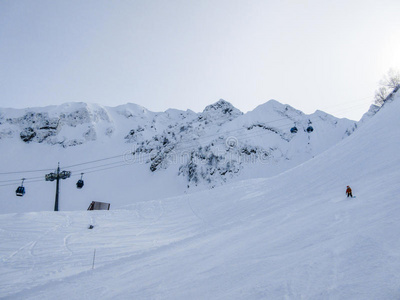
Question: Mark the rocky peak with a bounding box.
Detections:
[202,99,242,116]
[198,99,243,125]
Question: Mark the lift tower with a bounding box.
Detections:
[45,163,71,211]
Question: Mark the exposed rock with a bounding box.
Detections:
[20,127,36,143]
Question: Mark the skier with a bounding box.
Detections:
[346,186,353,198]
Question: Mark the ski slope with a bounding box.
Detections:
[0,95,400,299]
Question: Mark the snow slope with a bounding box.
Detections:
[0,93,399,299]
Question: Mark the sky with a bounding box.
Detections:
[1,0,400,121]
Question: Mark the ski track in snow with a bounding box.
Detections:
[63,234,74,256]
[3,223,61,262]
[186,194,216,230]
[133,200,165,237]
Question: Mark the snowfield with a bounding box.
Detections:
[0,94,400,299]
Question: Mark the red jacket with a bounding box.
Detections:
[346,187,352,193]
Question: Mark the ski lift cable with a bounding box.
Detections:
[319,95,373,110]
[0,167,55,175]
[70,161,131,174]
[328,102,373,115]
[0,178,44,187]
[63,154,125,169]
[0,175,43,183]
[76,162,132,175]
[0,154,124,177]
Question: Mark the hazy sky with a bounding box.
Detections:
[1,0,400,120]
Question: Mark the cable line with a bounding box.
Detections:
[0,178,44,187]
[63,154,125,169]
[0,175,43,183]
[70,161,131,174]
[0,167,55,175]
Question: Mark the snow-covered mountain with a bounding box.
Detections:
[0,99,356,212]
[0,91,399,299]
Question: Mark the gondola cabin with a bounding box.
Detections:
[16,186,25,197]
[76,173,84,189]
[16,179,26,197]
[290,127,298,133]
[306,126,314,133]
[76,179,84,189]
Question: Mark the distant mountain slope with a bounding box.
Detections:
[0,99,356,213]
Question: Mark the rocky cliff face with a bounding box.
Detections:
[119,99,356,187]
[0,103,113,147]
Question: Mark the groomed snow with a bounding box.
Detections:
[0,94,399,299]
